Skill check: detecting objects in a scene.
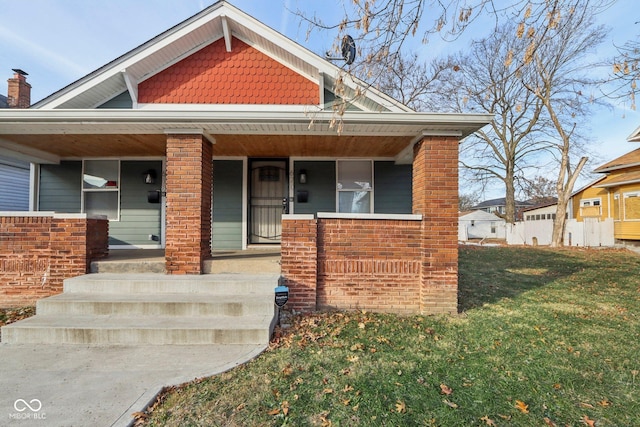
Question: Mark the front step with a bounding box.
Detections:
[1,273,279,345]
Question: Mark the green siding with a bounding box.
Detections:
[212,160,244,250]
[39,161,82,212]
[323,89,362,111]
[98,91,133,109]
[374,161,412,214]
[109,161,162,246]
[293,161,336,214]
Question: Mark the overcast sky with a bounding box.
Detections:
[0,0,638,196]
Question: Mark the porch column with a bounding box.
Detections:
[412,136,459,314]
[165,133,213,274]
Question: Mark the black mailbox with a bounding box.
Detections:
[147,190,161,204]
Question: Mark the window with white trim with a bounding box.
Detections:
[82,160,120,220]
[580,197,601,217]
[624,192,640,220]
[336,160,373,213]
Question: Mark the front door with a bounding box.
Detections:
[249,159,288,244]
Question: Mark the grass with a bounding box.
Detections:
[138,247,636,425]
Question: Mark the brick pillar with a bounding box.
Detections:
[165,133,213,274]
[412,136,459,314]
[281,215,317,312]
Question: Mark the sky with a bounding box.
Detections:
[0,0,638,197]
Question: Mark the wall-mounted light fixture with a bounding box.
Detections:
[298,169,307,184]
[143,169,157,185]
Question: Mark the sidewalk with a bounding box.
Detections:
[0,343,265,427]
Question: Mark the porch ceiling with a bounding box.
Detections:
[0,109,493,163]
[0,133,411,158]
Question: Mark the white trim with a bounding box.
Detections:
[221,15,232,52]
[242,157,248,250]
[317,212,422,221]
[138,104,313,112]
[109,244,163,250]
[29,163,38,212]
[282,214,314,220]
[121,70,138,108]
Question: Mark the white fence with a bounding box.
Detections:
[506,218,615,247]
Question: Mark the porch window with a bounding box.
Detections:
[337,160,373,213]
[624,192,640,220]
[82,160,120,220]
[580,198,601,218]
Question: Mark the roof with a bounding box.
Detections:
[31,0,408,113]
[594,170,640,188]
[0,94,7,109]
[594,147,640,173]
[459,210,504,221]
[0,1,493,164]
[628,124,640,142]
[471,198,533,209]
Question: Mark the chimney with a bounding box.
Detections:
[7,69,31,108]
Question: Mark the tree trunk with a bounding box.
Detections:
[550,156,588,247]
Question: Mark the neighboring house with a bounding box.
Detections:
[470,197,534,219]
[458,210,505,241]
[570,144,640,246]
[0,1,491,313]
[0,70,32,210]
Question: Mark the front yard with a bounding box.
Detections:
[139,246,640,426]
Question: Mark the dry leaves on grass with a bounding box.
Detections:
[515,400,529,413]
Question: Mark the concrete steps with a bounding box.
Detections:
[1,273,279,345]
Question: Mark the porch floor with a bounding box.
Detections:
[92,247,281,274]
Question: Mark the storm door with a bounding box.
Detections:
[249,160,288,244]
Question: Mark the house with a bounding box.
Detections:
[0,70,32,211]
[458,210,505,241]
[0,1,491,313]
[470,197,534,219]
[570,143,640,247]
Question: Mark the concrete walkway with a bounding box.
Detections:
[0,343,266,427]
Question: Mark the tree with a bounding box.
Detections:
[610,37,640,111]
[521,176,557,204]
[518,1,608,246]
[459,193,480,211]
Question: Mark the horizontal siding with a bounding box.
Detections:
[212,160,243,250]
[109,161,162,246]
[0,157,29,211]
[374,161,412,214]
[39,161,82,212]
[293,161,336,214]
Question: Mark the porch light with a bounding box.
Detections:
[143,169,157,184]
[298,169,307,184]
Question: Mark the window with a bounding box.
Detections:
[613,194,620,221]
[580,198,601,218]
[337,160,373,213]
[624,193,640,220]
[82,160,120,220]
[490,224,496,233]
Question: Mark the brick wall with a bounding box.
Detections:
[413,136,459,314]
[281,215,317,311]
[165,133,213,274]
[0,213,108,307]
[317,216,423,314]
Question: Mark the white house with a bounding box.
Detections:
[459,210,506,241]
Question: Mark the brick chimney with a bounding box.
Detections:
[7,69,31,108]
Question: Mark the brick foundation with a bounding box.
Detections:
[165,133,213,274]
[0,213,108,307]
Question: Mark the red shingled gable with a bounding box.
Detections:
[138,37,319,105]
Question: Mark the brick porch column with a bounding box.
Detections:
[412,136,459,314]
[165,132,213,274]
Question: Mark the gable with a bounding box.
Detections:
[138,37,319,105]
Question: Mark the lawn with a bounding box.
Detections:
[140,246,640,426]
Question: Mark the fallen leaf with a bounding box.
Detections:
[342,399,351,406]
[323,388,334,394]
[395,400,406,413]
[358,322,366,329]
[515,400,529,413]
[343,384,354,392]
[440,384,453,395]
[598,399,611,407]
[235,403,246,412]
[131,412,148,420]
[544,417,557,426]
[268,408,280,416]
[582,415,596,427]
[553,383,562,389]
[346,355,359,363]
[480,415,496,426]
[443,399,458,409]
[579,402,595,409]
[281,401,290,416]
